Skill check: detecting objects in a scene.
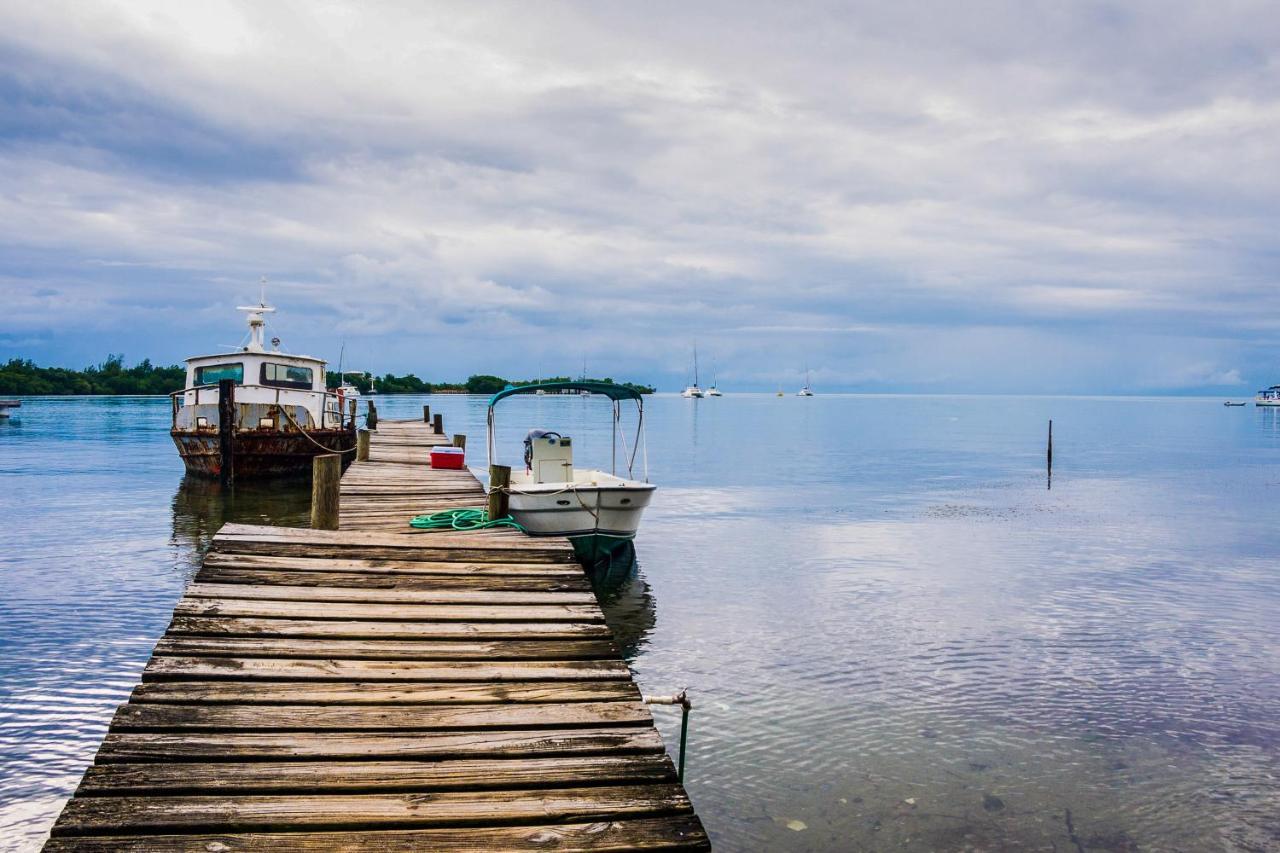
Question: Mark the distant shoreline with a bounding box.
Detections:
[1,358,654,396]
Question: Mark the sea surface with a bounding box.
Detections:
[2,394,1278,851]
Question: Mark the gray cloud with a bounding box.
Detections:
[0,0,1278,391]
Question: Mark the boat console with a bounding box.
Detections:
[524,430,574,483]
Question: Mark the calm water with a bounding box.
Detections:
[2,395,1279,851]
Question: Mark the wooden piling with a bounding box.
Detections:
[489,464,511,521]
[433,413,444,435]
[423,404,431,423]
[1048,419,1053,473]
[453,433,467,450]
[367,400,378,430]
[356,429,371,462]
[310,453,341,530]
[217,379,236,488]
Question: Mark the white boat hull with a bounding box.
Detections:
[508,477,656,539]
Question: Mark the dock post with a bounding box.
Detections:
[357,429,371,462]
[433,413,444,435]
[452,433,467,450]
[311,454,341,530]
[217,378,236,488]
[423,404,431,423]
[488,464,511,521]
[367,400,378,430]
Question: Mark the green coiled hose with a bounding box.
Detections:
[409,508,526,532]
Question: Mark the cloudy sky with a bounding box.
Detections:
[1,1,1278,393]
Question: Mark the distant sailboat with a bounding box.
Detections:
[706,363,723,396]
[681,345,704,398]
[797,367,814,396]
[333,343,362,398]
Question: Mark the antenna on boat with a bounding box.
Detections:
[236,276,276,353]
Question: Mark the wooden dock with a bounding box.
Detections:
[45,419,708,851]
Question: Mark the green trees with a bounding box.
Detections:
[374,373,431,393]
[464,375,507,395]
[0,359,655,396]
[0,356,186,395]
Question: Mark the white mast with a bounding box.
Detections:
[235,276,275,353]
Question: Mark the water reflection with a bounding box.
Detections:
[586,542,657,662]
[169,475,311,577]
[6,395,1280,851]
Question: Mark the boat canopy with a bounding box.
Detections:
[486,381,648,480]
[488,381,644,407]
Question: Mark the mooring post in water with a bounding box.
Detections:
[311,454,341,530]
[218,378,236,488]
[423,404,431,423]
[356,429,371,462]
[433,413,444,435]
[367,399,378,430]
[1047,419,1053,489]
[452,433,466,450]
[348,398,356,428]
[488,464,511,521]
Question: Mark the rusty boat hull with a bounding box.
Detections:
[172,428,356,479]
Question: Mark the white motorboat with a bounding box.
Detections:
[1257,385,1280,407]
[487,381,655,561]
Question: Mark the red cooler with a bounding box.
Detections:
[429,446,466,469]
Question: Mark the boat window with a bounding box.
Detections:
[262,362,314,389]
[194,363,244,385]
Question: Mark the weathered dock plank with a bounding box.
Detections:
[44,815,709,852]
[45,419,707,851]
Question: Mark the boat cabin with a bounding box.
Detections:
[173,301,348,433]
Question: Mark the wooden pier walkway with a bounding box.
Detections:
[45,419,708,851]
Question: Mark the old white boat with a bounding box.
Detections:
[486,381,655,560]
[1256,385,1280,407]
[170,287,356,479]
